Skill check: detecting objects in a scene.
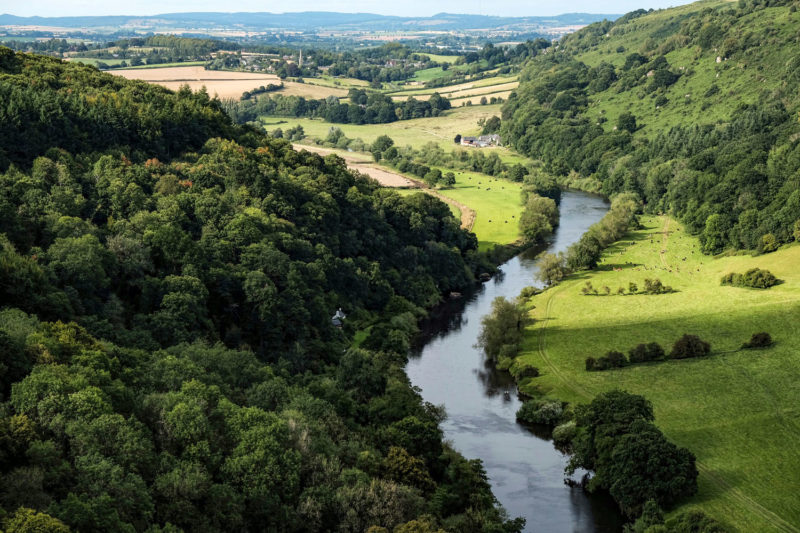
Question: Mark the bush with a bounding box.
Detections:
[515,365,540,379]
[642,278,672,294]
[670,334,711,359]
[628,342,665,363]
[552,420,577,448]
[516,399,564,426]
[586,351,628,371]
[606,350,628,367]
[742,332,773,349]
[721,268,778,289]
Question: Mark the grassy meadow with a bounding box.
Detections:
[266,104,510,152]
[434,169,523,249]
[516,215,800,532]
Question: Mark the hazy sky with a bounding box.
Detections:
[7,0,694,18]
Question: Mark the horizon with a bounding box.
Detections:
[3,0,693,19]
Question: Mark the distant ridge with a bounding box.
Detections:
[0,11,619,31]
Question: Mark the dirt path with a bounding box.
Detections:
[659,216,671,268]
[292,143,476,230]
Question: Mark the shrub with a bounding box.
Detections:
[742,332,773,349]
[553,420,577,448]
[628,342,665,363]
[519,286,541,298]
[606,350,628,367]
[516,365,540,379]
[585,356,597,371]
[516,399,564,426]
[643,278,672,294]
[670,334,711,359]
[721,268,778,289]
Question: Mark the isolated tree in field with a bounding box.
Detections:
[477,297,533,362]
[454,134,462,144]
[442,172,456,187]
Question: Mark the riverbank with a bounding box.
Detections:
[406,191,623,532]
[513,215,800,532]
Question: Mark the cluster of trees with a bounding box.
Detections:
[501,0,800,255]
[0,48,525,531]
[518,194,558,245]
[225,91,451,126]
[720,268,778,289]
[566,391,698,517]
[585,334,712,371]
[537,193,640,285]
[322,43,448,84]
[0,38,88,55]
[240,83,283,100]
[80,35,236,68]
[581,278,673,296]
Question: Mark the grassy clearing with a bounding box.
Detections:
[68,57,126,67]
[267,104,506,151]
[434,169,522,249]
[422,53,461,64]
[517,215,800,532]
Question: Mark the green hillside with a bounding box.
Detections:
[502,0,800,254]
[517,216,800,531]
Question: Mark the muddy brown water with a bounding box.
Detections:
[406,191,625,532]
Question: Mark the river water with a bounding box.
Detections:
[406,191,625,532]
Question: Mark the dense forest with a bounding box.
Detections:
[501,0,800,254]
[0,48,524,532]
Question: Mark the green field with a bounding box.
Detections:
[516,215,800,532]
[266,104,516,154]
[421,53,461,64]
[435,169,522,249]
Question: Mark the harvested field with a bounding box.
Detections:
[112,66,280,99]
[113,66,350,99]
[292,144,415,187]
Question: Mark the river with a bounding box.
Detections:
[405,190,625,532]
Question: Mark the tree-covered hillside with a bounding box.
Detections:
[502,0,800,254]
[0,49,520,532]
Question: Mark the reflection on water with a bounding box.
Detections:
[406,191,625,533]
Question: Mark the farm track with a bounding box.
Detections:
[531,222,800,533]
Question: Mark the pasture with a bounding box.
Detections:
[517,215,800,532]
[267,104,507,151]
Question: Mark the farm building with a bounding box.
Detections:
[460,134,501,148]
